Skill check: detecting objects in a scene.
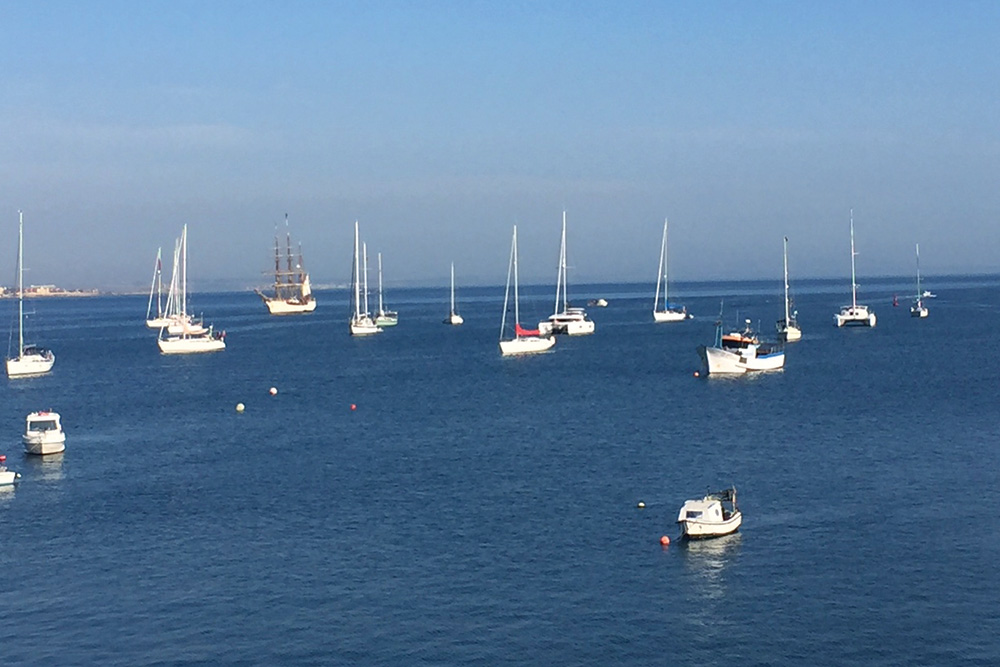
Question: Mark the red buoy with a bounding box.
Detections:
[660,535,670,546]
[350,404,357,411]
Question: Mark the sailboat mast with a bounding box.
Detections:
[353,221,361,318]
[377,252,384,313]
[513,226,521,330]
[560,211,568,312]
[285,215,294,293]
[273,235,281,293]
[915,243,921,297]
[147,247,162,320]
[450,262,456,313]
[362,242,370,316]
[783,236,791,322]
[849,210,857,309]
[181,224,188,317]
[553,213,565,315]
[17,210,24,356]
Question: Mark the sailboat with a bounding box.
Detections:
[500,226,555,356]
[834,210,877,327]
[444,262,463,325]
[255,215,316,315]
[157,225,226,354]
[349,222,380,336]
[538,211,594,335]
[910,243,929,318]
[653,217,692,322]
[374,252,398,327]
[145,247,171,328]
[6,210,55,378]
[776,236,802,341]
[159,237,207,336]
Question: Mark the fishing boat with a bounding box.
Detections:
[23,411,66,455]
[444,262,464,325]
[349,222,380,336]
[653,218,692,322]
[538,212,595,336]
[255,215,316,315]
[911,243,929,318]
[698,314,785,375]
[677,487,742,539]
[6,211,55,378]
[834,211,877,327]
[374,252,398,327]
[0,455,21,486]
[500,226,555,356]
[145,247,172,328]
[157,225,226,354]
[776,236,802,341]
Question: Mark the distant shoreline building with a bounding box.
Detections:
[0,284,99,298]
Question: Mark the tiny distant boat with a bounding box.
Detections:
[444,262,464,325]
[653,217,692,323]
[677,487,742,539]
[538,212,595,336]
[834,210,877,327]
[587,298,608,308]
[23,411,66,456]
[698,314,785,375]
[255,215,317,315]
[776,236,802,342]
[910,243,929,319]
[349,223,381,336]
[0,455,21,486]
[500,226,555,356]
[922,290,936,298]
[7,211,55,378]
[374,252,398,327]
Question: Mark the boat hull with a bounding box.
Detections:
[698,344,785,374]
[499,336,555,356]
[538,318,595,336]
[350,317,381,336]
[679,511,742,539]
[0,470,20,485]
[6,352,55,378]
[777,321,802,342]
[653,309,691,323]
[910,306,928,318]
[264,298,317,315]
[158,336,226,354]
[445,313,464,325]
[835,306,876,327]
[375,312,398,327]
[23,433,66,456]
[145,317,173,329]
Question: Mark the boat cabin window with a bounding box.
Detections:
[29,420,58,431]
[685,510,703,519]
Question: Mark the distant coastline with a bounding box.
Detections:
[0,284,100,298]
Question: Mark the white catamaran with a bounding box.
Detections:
[834,210,877,328]
[6,211,55,378]
[653,217,692,322]
[538,211,594,336]
[500,226,555,356]
[374,252,398,327]
[157,225,226,354]
[776,236,802,341]
[256,215,316,315]
[349,222,380,336]
[444,262,463,325]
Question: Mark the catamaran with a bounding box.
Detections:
[834,211,877,327]
[653,217,691,322]
[374,252,398,327]
[157,225,226,354]
[500,226,555,356]
[444,262,463,325]
[256,215,316,315]
[538,211,594,335]
[911,243,928,318]
[6,211,55,378]
[776,236,802,341]
[350,222,380,336]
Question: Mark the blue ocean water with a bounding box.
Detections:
[2,276,1000,665]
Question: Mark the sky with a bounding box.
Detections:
[1,1,998,291]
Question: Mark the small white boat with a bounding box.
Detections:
[23,411,66,456]
[538,212,595,336]
[698,318,785,375]
[910,243,929,319]
[349,223,381,336]
[587,298,608,308]
[922,290,936,298]
[500,226,555,356]
[7,211,55,378]
[0,455,21,486]
[374,252,398,327]
[834,211,877,328]
[776,236,802,342]
[677,487,742,539]
[444,262,464,325]
[653,218,692,323]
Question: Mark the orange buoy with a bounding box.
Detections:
[660,535,671,546]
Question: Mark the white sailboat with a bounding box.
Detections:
[256,215,316,315]
[350,222,380,336]
[374,252,398,327]
[653,217,692,322]
[834,210,877,327]
[6,211,55,378]
[145,247,172,328]
[538,211,594,335]
[776,236,802,341]
[157,225,226,354]
[500,226,555,356]
[160,237,208,336]
[444,262,464,325]
[911,243,929,318]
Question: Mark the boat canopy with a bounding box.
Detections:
[515,323,540,337]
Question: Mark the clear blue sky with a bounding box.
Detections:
[1,1,998,290]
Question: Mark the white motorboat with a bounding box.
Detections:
[653,218,692,323]
[0,455,21,486]
[23,411,66,456]
[6,211,55,378]
[374,252,398,327]
[157,225,226,354]
[349,222,381,336]
[776,236,802,341]
[698,318,785,375]
[500,226,555,356]
[444,262,464,325]
[910,243,929,318]
[538,212,595,336]
[255,215,317,315]
[834,211,877,327]
[677,487,742,539]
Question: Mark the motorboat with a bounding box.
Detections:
[698,318,785,375]
[677,487,742,539]
[538,212,595,336]
[23,411,66,455]
[834,211,877,327]
[0,455,21,486]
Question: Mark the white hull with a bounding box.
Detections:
[834,306,876,327]
[375,312,398,327]
[0,469,20,485]
[911,306,929,318]
[699,344,785,374]
[24,433,66,456]
[653,309,691,323]
[538,317,595,336]
[680,511,742,539]
[445,312,464,325]
[777,322,802,342]
[6,352,55,377]
[146,316,173,329]
[500,336,555,356]
[350,317,381,336]
[263,298,316,315]
[158,336,226,354]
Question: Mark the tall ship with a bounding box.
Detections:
[256,215,316,315]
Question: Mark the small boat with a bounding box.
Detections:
[23,411,66,456]
[677,487,742,539]
[698,315,785,375]
[157,225,226,354]
[349,222,380,336]
[653,218,692,323]
[500,226,555,356]
[834,210,877,327]
[587,298,608,308]
[538,212,595,336]
[374,252,398,327]
[6,211,55,378]
[0,455,21,486]
[255,215,317,315]
[444,262,464,325]
[910,243,929,319]
[922,290,937,298]
[776,236,802,341]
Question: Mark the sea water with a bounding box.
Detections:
[1,276,999,665]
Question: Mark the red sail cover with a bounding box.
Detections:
[515,323,540,337]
